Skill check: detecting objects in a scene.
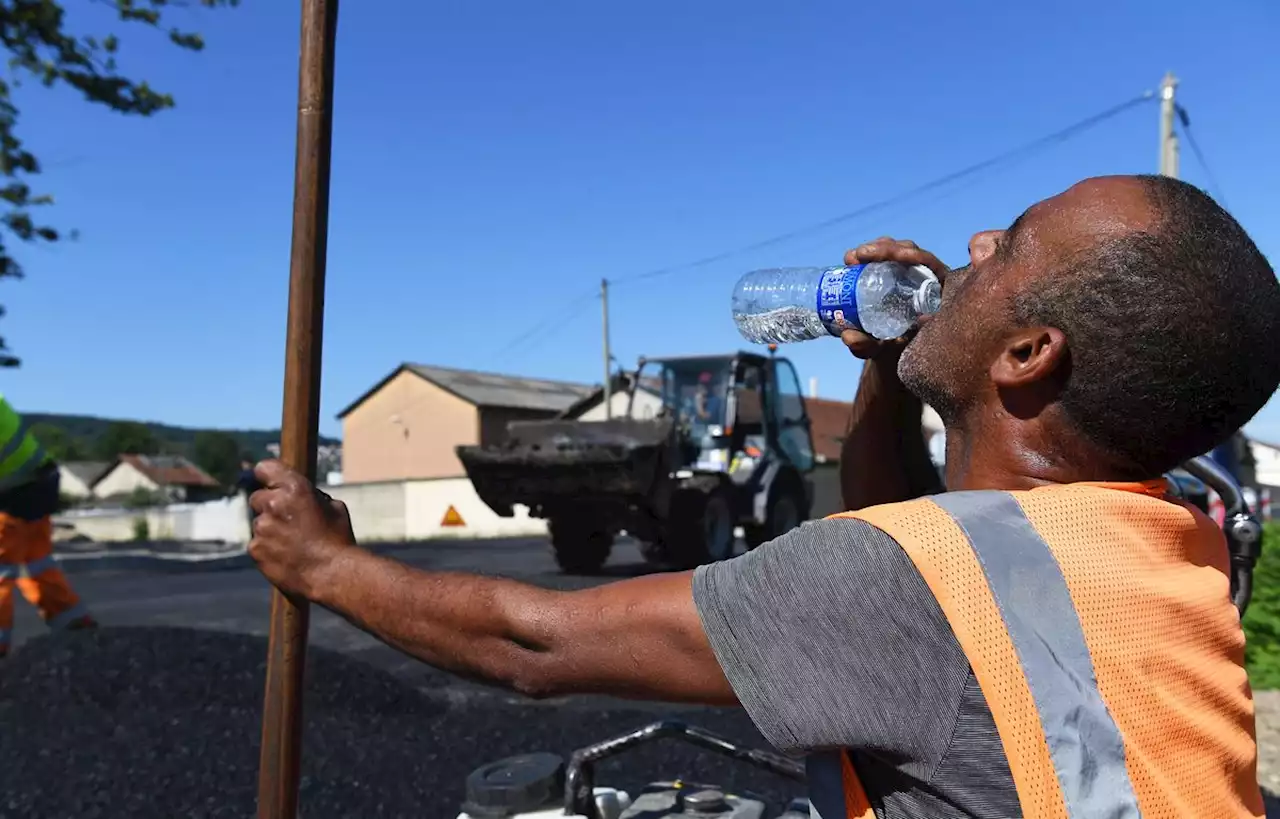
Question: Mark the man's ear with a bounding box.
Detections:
[990,327,1067,388]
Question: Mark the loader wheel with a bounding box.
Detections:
[744,480,808,550]
[664,489,735,570]
[637,539,671,568]
[548,518,613,575]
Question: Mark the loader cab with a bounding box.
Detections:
[630,353,815,474]
[630,356,732,434]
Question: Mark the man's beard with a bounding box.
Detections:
[898,329,963,425]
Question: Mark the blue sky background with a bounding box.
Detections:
[3,0,1278,441]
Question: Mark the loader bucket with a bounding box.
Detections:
[457,418,673,517]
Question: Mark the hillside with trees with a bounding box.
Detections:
[27,413,340,487]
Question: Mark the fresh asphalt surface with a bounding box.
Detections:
[0,539,803,818]
[6,539,1277,818]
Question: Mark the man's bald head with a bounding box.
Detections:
[900,174,1280,479]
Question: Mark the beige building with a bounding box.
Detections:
[58,461,111,498]
[338,364,594,484]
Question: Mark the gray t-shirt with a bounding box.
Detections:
[692,517,1021,819]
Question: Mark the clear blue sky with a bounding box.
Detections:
[4,0,1279,442]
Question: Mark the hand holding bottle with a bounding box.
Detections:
[839,237,949,361]
[731,238,944,346]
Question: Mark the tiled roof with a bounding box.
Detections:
[337,363,594,418]
[803,397,849,463]
[118,454,220,487]
[406,364,593,412]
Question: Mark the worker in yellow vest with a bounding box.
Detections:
[0,395,96,658]
[244,175,1277,817]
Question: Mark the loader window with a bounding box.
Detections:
[771,359,815,471]
[647,358,732,430]
[733,363,765,430]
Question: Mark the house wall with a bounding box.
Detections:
[1250,441,1280,489]
[58,494,252,543]
[922,404,943,434]
[58,468,94,498]
[576,390,664,421]
[809,462,844,519]
[402,478,547,539]
[478,407,559,447]
[92,463,160,498]
[56,476,548,544]
[341,370,479,482]
[323,480,408,541]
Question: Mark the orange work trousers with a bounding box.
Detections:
[0,513,89,655]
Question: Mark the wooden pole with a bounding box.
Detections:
[256,1,338,816]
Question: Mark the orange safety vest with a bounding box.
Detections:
[820,481,1263,819]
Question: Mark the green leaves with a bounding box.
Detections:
[0,0,238,366]
[192,429,245,488]
[1243,523,1280,689]
[96,420,162,459]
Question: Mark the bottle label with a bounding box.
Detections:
[816,265,863,335]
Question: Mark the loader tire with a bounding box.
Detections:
[664,488,735,570]
[744,478,808,550]
[548,518,613,575]
[638,539,672,568]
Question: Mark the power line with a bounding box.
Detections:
[492,89,1157,356]
[494,291,598,356]
[1175,104,1229,209]
[608,90,1157,288]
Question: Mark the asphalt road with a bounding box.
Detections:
[12,538,677,688]
[10,540,1275,818]
[2,539,800,818]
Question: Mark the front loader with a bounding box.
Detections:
[457,352,817,573]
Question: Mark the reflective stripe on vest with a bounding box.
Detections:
[826,484,1263,819]
[932,491,1139,818]
[0,396,48,493]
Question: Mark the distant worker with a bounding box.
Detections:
[693,372,723,424]
[0,395,96,658]
[235,457,264,534]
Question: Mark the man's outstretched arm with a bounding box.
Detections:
[248,461,737,706]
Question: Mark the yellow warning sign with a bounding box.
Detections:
[441,505,466,527]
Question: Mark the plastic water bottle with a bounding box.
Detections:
[732,262,942,343]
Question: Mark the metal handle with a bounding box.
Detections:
[564,720,805,817]
[1181,455,1263,616]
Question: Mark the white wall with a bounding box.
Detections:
[402,478,546,539]
[57,477,550,545]
[577,389,663,421]
[1251,440,1280,488]
[922,404,943,434]
[324,480,407,541]
[327,477,546,541]
[93,463,160,498]
[58,467,95,498]
[59,494,252,543]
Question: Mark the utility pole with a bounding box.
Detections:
[601,278,612,419]
[1160,70,1245,490]
[1159,71,1179,178]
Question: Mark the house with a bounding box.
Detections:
[92,454,222,503]
[337,363,595,483]
[58,461,112,498]
[562,373,663,421]
[1251,438,1280,489]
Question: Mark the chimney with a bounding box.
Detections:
[808,377,818,399]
